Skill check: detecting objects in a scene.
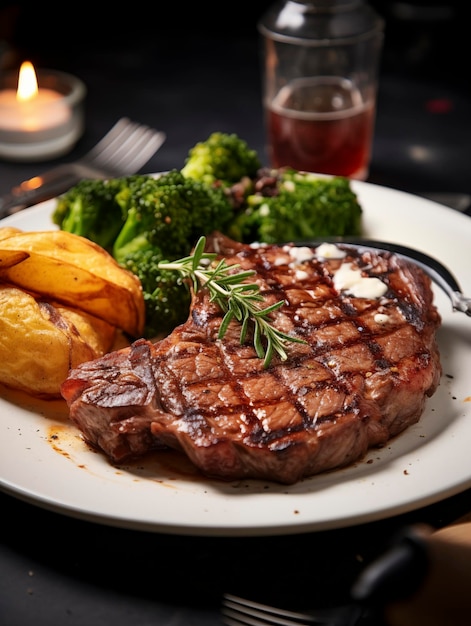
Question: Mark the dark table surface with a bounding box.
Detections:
[1,4,470,626]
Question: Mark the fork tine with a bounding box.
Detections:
[81,117,135,161]
[222,594,321,626]
[222,608,309,626]
[222,610,294,626]
[81,117,166,176]
[93,127,165,174]
[93,124,157,163]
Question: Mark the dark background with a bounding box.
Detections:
[1,0,470,198]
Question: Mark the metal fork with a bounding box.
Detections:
[0,117,166,218]
[222,594,363,626]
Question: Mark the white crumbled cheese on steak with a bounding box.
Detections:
[374,313,392,324]
[333,262,388,299]
[315,243,347,259]
[285,246,316,264]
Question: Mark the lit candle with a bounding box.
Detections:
[0,61,71,131]
[0,61,86,162]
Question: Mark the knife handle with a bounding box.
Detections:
[351,518,471,626]
[0,162,105,219]
[350,524,430,607]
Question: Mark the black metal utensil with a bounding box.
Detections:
[303,236,471,317]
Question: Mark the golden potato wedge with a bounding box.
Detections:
[0,226,22,241]
[0,249,29,268]
[0,229,145,337]
[0,285,117,398]
[57,305,117,358]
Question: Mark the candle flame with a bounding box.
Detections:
[16,61,39,102]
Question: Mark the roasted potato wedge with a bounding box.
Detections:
[0,285,117,397]
[0,226,22,241]
[0,249,29,268]
[0,228,145,337]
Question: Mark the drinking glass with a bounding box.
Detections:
[258,0,384,180]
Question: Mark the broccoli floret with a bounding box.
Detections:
[113,169,234,263]
[227,168,363,244]
[110,169,234,334]
[181,132,262,187]
[119,243,191,338]
[51,176,134,250]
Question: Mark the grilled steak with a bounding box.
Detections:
[61,233,442,484]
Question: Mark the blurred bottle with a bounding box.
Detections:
[368,1,463,84]
[258,0,384,180]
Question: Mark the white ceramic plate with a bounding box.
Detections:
[1,181,471,537]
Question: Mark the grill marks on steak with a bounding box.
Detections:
[61,233,442,484]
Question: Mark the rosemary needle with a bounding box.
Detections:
[158,236,306,367]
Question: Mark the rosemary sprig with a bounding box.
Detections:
[158,236,306,367]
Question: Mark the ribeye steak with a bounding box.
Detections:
[61,232,442,484]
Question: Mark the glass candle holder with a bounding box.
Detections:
[0,68,86,162]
